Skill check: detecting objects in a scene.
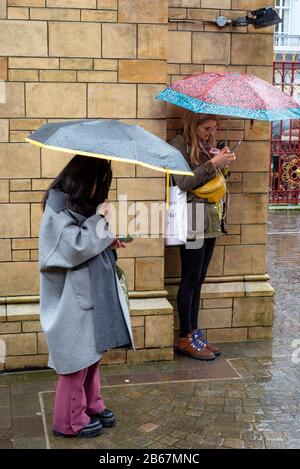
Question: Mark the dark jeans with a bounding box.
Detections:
[177,238,216,337]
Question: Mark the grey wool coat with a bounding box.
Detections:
[39,188,134,375]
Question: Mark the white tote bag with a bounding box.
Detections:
[165,184,188,246]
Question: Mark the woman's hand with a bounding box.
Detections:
[110,239,126,250]
[210,147,236,170]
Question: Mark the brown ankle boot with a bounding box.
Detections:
[193,329,221,357]
[177,335,216,361]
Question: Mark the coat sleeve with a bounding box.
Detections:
[169,136,217,192]
[41,213,115,270]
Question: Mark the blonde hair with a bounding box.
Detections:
[183,111,218,167]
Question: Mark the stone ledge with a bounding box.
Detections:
[130,298,173,316]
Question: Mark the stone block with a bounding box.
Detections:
[243,172,269,193]
[118,238,164,259]
[135,258,164,290]
[168,31,191,63]
[0,204,30,238]
[231,34,273,66]
[12,238,38,250]
[49,22,101,58]
[101,350,126,365]
[41,148,74,178]
[12,250,30,261]
[116,258,134,291]
[9,57,59,69]
[77,71,117,82]
[0,143,40,178]
[0,304,6,321]
[7,6,29,19]
[232,0,272,9]
[8,69,39,81]
[0,179,9,202]
[227,194,268,225]
[31,179,53,191]
[246,65,273,83]
[233,142,270,172]
[145,315,173,347]
[0,57,7,80]
[88,84,136,118]
[8,0,45,5]
[7,302,40,321]
[37,332,48,354]
[119,60,167,83]
[60,58,93,70]
[26,83,86,118]
[137,84,166,118]
[216,234,240,245]
[1,332,37,355]
[126,347,173,363]
[31,250,39,261]
[0,83,25,118]
[138,25,167,59]
[97,0,117,8]
[169,0,199,6]
[80,9,117,21]
[0,20,47,56]
[30,7,80,20]
[132,326,144,349]
[245,120,270,140]
[248,326,273,340]
[102,23,136,58]
[224,245,266,275]
[47,0,96,7]
[0,322,21,334]
[30,203,43,237]
[130,298,173,316]
[207,328,247,342]
[0,1,7,18]
[202,0,230,7]
[22,321,43,332]
[131,316,144,327]
[206,245,224,276]
[0,239,11,261]
[40,70,76,82]
[10,119,45,132]
[192,33,230,64]
[0,120,8,142]
[241,224,267,245]
[201,282,245,299]
[10,191,44,203]
[93,59,118,70]
[202,298,233,309]
[244,281,274,297]
[117,178,165,201]
[233,297,274,327]
[119,0,167,23]
[199,308,232,329]
[5,354,48,370]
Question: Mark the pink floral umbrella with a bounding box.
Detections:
[157,72,300,121]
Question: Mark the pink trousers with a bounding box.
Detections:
[52,360,106,435]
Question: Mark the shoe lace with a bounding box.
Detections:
[190,331,206,351]
[196,329,208,346]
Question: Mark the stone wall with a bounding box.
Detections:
[165,0,275,343]
[0,0,174,370]
[0,0,275,371]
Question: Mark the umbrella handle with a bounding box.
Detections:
[165,168,170,209]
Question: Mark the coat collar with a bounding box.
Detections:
[47,189,87,224]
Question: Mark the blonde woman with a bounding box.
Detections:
[170,112,236,360]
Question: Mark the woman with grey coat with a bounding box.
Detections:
[39,155,133,438]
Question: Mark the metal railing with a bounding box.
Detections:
[274,34,300,52]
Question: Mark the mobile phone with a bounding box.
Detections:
[118,234,137,243]
[229,140,241,152]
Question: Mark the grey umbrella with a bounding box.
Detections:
[25,119,193,176]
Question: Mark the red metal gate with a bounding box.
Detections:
[270,61,300,205]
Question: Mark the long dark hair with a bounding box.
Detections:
[42,155,112,217]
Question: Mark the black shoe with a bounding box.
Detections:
[91,408,116,427]
[53,418,103,438]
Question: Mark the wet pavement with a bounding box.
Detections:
[0,211,300,449]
